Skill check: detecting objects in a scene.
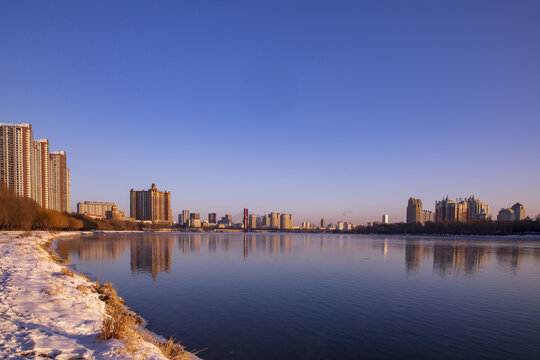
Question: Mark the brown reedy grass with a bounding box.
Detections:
[94,281,191,360]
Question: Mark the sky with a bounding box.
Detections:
[1,0,539,225]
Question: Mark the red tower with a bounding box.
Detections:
[243,208,249,232]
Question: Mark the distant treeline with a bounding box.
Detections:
[352,220,540,236]
[0,186,169,231]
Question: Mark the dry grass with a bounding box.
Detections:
[76,284,89,294]
[59,267,76,277]
[44,288,54,295]
[94,281,191,360]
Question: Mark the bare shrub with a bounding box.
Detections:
[60,267,76,277]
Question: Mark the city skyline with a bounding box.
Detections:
[1,1,539,223]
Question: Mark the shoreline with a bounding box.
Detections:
[0,231,201,360]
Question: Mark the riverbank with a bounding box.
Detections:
[0,231,200,360]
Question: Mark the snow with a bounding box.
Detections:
[0,231,200,360]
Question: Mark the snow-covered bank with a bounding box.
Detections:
[0,231,199,360]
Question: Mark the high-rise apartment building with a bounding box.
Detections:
[248,214,257,229]
[270,212,280,229]
[1,123,69,211]
[512,203,525,220]
[32,139,50,208]
[49,151,70,212]
[407,198,423,224]
[129,183,172,222]
[208,213,217,224]
[466,196,491,221]
[220,214,232,226]
[179,210,190,226]
[382,214,389,224]
[321,218,326,228]
[0,123,34,198]
[280,214,293,230]
[435,197,468,222]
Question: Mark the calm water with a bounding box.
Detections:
[57,232,540,360]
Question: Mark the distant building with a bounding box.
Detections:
[382,214,389,224]
[179,210,190,226]
[248,214,257,229]
[336,221,344,231]
[270,212,280,229]
[320,218,326,228]
[512,203,525,221]
[107,205,125,220]
[208,213,217,224]
[129,183,172,222]
[497,203,525,221]
[344,222,355,231]
[191,218,201,228]
[467,196,491,221]
[220,214,232,226]
[435,197,463,222]
[261,215,271,229]
[49,151,70,212]
[280,214,293,230]
[301,221,311,229]
[77,201,116,219]
[423,210,434,223]
[407,198,423,224]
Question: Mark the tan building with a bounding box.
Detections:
[49,151,70,212]
[77,201,116,218]
[248,214,257,229]
[407,198,423,224]
[467,196,491,221]
[280,213,293,230]
[32,139,50,208]
[270,212,280,229]
[130,183,172,222]
[107,205,125,220]
[0,123,34,198]
[497,203,525,221]
[423,210,434,223]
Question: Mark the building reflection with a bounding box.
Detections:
[433,244,487,276]
[496,246,522,272]
[177,233,201,253]
[56,236,126,262]
[405,240,423,273]
[130,235,172,279]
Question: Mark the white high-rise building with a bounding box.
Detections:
[382,214,389,224]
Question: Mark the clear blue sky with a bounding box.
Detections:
[1,0,539,224]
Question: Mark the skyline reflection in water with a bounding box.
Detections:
[57,233,540,360]
[56,233,540,278]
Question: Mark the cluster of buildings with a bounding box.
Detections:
[76,183,172,223]
[0,123,70,212]
[178,211,295,230]
[496,203,525,221]
[407,196,526,224]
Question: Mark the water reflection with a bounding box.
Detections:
[130,236,172,279]
[57,233,540,279]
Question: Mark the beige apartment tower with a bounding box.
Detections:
[130,183,173,222]
[407,198,423,224]
[49,151,70,212]
[0,123,34,198]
